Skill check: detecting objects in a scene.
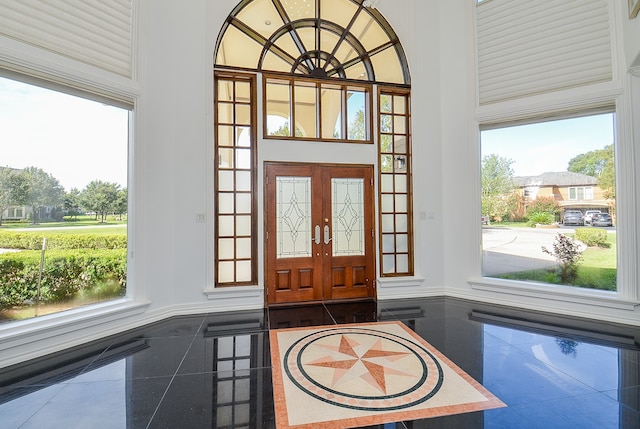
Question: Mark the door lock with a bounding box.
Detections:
[313,225,321,245]
[324,225,332,244]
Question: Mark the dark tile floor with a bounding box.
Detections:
[1,297,639,428]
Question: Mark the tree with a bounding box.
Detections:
[348,109,366,140]
[481,154,517,222]
[568,144,615,199]
[270,120,303,137]
[63,188,83,220]
[81,180,120,222]
[114,188,128,220]
[19,167,64,224]
[0,168,26,226]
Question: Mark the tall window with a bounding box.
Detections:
[215,73,258,286]
[378,88,412,276]
[0,76,129,322]
[480,114,617,292]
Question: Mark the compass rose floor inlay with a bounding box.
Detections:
[270,321,506,428]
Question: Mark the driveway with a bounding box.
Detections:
[482,226,567,276]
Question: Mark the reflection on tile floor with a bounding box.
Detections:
[0,297,639,428]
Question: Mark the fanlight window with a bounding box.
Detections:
[215,0,410,85]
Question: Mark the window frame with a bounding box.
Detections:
[568,186,594,201]
[262,73,373,144]
[214,71,259,287]
[377,86,413,277]
[473,105,639,308]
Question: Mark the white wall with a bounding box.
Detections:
[2,0,640,369]
[623,0,640,69]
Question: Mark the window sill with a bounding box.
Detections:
[0,298,150,338]
[469,278,640,311]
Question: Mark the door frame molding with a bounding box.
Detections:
[263,161,377,306]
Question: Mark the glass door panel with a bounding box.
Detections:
[332,178,365,257]
[276,177,312,258]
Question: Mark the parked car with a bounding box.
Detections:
[591,213,613,227]
[562,210,584,226]
[583,210,602,225]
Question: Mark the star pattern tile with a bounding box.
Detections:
[306,334,414,393]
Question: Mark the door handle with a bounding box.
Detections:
[312,225,321,245]
[324,225,332,244]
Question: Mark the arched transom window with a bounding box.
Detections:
[215,0,410,85]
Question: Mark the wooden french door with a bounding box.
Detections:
[265,162,375,305]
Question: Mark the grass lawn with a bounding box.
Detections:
[0,215,126,229]
[0,215,126,235]
[497,231,617,291]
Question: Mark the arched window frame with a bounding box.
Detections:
[213,0,413,286]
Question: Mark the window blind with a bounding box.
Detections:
[0,0,133,78]
[476,0,612,105]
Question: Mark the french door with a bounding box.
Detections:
[265,162,375,305]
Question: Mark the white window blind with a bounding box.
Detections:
[476,0,612,105]
[0,0,133,78]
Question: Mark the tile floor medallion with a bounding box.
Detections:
[270,321,506,428]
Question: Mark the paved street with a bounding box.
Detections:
[482,226,574,276]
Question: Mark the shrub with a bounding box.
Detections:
[575,227,609,248]
[525,196,560,219]
[542,233,582,284]
[527,211,556,227]
[0,231,126,250]
[0,249,126,307]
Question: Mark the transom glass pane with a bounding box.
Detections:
[266,80,291,136]
[236,0,283,39]
[332,178,365,256]
[216,25,263,69]
[347,89,366,140]
[351,10,388,51]
[370,47,405,85]
[294,83,317,137]
[215,0,411,85]
[321,86,342,139]
[281,0,315,21]
[276,176,312,258]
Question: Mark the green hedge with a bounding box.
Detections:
[575,227,609,248]
[0,231,126,250]
[0,249,126,307]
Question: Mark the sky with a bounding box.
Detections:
[0,77,128,191]
[1,75,614,191]
[481,113,615,177]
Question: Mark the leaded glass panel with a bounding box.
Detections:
[332,178,365,256]
[276,176,312,258]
